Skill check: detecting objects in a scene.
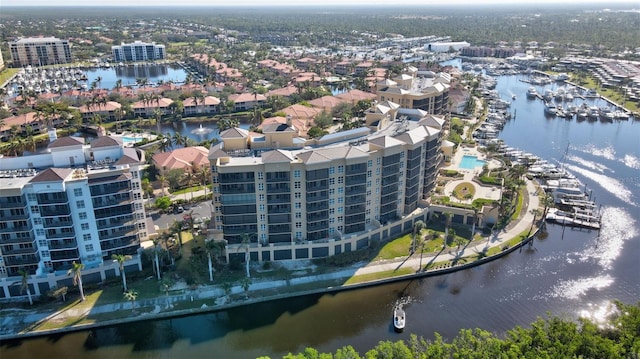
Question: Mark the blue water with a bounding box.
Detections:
[85,64,188,89]
[459,155,486,169]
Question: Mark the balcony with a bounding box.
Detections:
[0,198,26,209]
[100,236,139,251]
[40,207,71,217]
[50,249,80,261]
[36,194,68,205]
[1,245,38,256]
[266,184,291,194]
[97,217,135,230]
[268,224,291,234]
[45,230,76,240]
[305,193,328,203]
[98,227,137,241]
[4,255,40,267]
[94,205,134,220]
[92,195,132,209]
[90,181,131,196]
[43,217,73,229]
[48,239,78,250]
[0,224,32,234]
[0,211,29,221]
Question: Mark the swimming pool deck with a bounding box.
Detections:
[109,132,158,147]
[443,147,502,204]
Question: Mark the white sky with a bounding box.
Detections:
[3,0,639,7]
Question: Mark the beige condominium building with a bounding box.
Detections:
[376,66,451,115]
[10,37,72,67]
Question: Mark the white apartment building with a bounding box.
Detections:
[112,41,166,62]
[0,135,147,300]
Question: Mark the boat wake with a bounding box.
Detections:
[622,154,640,170]
[565,154,611,173]
[571,143,616,161]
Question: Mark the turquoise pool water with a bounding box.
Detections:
[122,136,143,144]
[459,155,486,169]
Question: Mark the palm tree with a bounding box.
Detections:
[123,289,138,312]
[171,219,184,248]
[238,233,256,278]
[240,277,252,298]
[113,79,123,93]
[67,261,86,301]
[221,281,233,301]
[158,175,168,196]
[153,108,163,133]
[205,239,223,282]
[18,269,33,305]
[528,209,542,236]
[411,220,426,255]
[197,166,210,200]
[95,76,103,90]
[152,238,161,280]
[444,212,453,248]
[112,254,133,291]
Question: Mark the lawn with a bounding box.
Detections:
[344,267,414,285]
[0,68,19,86]
[373,233,412,260]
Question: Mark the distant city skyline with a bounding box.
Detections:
[3,0,639,7]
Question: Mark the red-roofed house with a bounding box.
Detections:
[335,89,377,104]
[131,97,174,117]
[152,146,210,176]
[308,95,345,113]
[78,101,122,122]
[228,93,266,111]
[183,96,221,116]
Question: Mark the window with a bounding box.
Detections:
[79,212,87,220]
[259,194,265,201]
[38,240,47,247]
[377,157,381,165]
[338,177,344,184]
[27,193,36,202]
[294,181,301,189]
[41,250,50,258]
[258,172,264,180]
[295,232,302,240]
[36,229,45,237]
[293,170,301,178]
[260,224,266,231]
[261,233,267,241]
[259,204,265,212]
[81,223,89,230]
[83,234,91,241]
[367,160,372,168]
[367,170,372,177]
[329,208,335,214]
[338,165,344,173]
[338,197,343,203]
[295,202,301,209]
[367,180,372,187]
[330,217,335,223]
[85,244,94,252]
[338,187,344,194]
[295,222,302,228]
[30,206,39,213]
[376,168,380,175]
[338,206,343,213]
[258,183,264,191]
[295,212,302,219]
[76,200,85,209]
[74,188,83,197]
[329,188,335,195]
[260,214,266,221]
[329,167,335,175]
[34,218,42,225]
[329,178,335,185]
[295,192,301,199]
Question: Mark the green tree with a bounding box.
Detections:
[155,196,172,213]
[313,111,333,129]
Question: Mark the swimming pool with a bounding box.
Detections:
[122,136,143,144]
[459,155,486,170]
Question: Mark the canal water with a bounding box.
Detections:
[2,67,639,359]
[86,63,188,89]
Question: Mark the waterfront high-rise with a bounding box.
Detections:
[111,41,166,62]
[0,135,148,299]
[9,37,72,67]
[209,102,445,263]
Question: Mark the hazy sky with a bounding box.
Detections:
[3,0,639,7]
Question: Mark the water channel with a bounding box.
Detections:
[2,62,639,358]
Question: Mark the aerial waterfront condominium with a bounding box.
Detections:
[209,104,445,263]
[376,66,451,115]
[0,135,147,300]
[111,41,166,62]
[9,37,73,67]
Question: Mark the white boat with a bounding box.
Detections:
[526,87,538,99]
[393,305,405,332]
[544,102,557,116]
[546,208,600,230]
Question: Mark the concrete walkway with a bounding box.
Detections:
[0,179,541,339]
